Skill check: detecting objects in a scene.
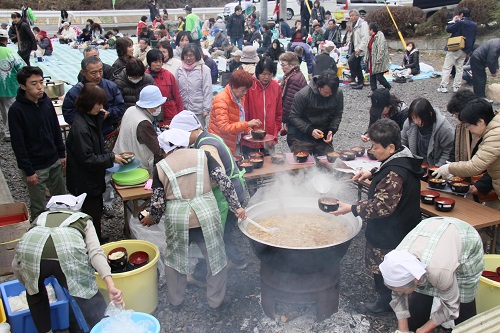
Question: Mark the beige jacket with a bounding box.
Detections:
[449,113,500,196]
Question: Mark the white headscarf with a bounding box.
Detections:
[379,250,427,287]
[169,110,202,132]
[158,128,191,153]
[46,193,87,211]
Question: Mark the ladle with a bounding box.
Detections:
[245,218,278,235]
[312,175,352,195]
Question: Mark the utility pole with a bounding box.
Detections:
[261,0,268,26]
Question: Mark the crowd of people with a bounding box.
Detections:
[0,2,500,332]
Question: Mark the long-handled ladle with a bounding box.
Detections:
[245,217,278,235]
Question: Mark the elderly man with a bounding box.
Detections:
[134,38,151,67]
[63,57,126,218]
[289,42,315,80]
[379,217,484,333]
[9,67,67,219]
[0,29,26,142]
[58,22,77,44]
[209,28,229,55]
[348,9,369,90]
[323,19,341,48]
[8,12,36,65]
[77,46,114,82]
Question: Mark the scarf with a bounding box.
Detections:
[367,32,376,74]
[280,66,301,96]
[182,61,198,71]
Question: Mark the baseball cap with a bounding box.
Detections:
[0,22,7,27]
[213,28,220,35]
[370,88,391,117]
[0,29,8,38]
[136,86,167,109]
[184,5,192,11]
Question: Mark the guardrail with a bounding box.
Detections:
[0,8,224,25]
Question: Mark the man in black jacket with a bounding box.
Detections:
[8,12,36,65]
[9,66,67,219]
[226,5,245,50]
[77,46,114,82]
[469,38,500,98]
[323,19,341,48]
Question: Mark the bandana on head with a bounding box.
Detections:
[379,250,427,287]
[158,128,191,153]
[170,110,202,132]
[46,194,87,211]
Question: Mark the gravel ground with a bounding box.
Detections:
[1,52,495,332]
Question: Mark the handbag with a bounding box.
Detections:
[447,21,465,52]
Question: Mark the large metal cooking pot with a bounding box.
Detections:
[43,76,66,99]
[238,197,362,273]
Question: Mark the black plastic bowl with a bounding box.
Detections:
[340,150,356,161]
[351,146,365,157]
[249,158,264,169]
[251,130,266,140]
[428,178,447,190]
[450,181,470,193]
[318,197,340,212]
[271,153,285,164]
[294,151,310,163]
[238,160,254,174]
[327,152,340,163]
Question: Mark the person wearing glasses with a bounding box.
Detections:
[288,69,342,156]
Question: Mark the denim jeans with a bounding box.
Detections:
[230,37,243,50]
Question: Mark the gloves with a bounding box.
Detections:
[432,164,451,179]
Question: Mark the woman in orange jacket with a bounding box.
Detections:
[208,70,262,155]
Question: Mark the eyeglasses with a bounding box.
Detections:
[462,123,471,129]
[280,63,290,67]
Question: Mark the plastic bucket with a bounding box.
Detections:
[476,254,500,314]
[94,240,160,314]
[90,312,160,333]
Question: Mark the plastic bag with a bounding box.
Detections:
[100,302,154,333]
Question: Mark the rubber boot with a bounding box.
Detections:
[365,273,393,314]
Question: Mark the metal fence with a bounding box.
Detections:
[0,8,224,25]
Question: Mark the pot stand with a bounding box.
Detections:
[260,263,341,321]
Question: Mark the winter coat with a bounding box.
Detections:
[66,112,114,196]
[364,147,423,249]
[226,13,245,39]
[244,77,283,144]
[311,6,326,24]
[37,36,52,56]
[208,85,251,154]
[281,68,307,124]
[449,113,500,197]
[290,42,315,75]
[175,64,213,115]
[311,29,325,47]
[289,80,343,143]
[323,26,341,47]
[203,56,219,84]
[315,53,337,76]
[351,17,369,55]
[446,17,477,54]
[290,27,308,43]
[365,31,390,75]
[62,78,126,136]
[280,22,291,38]
[212,32,229,50]
[8,20,36,53]
[0,45,25,98]
[112,56,131,74]
[401,110,455,166]
[471,38,500,75]
[8,90,65,176]
[265,41,285,61]
[261,30,272,48]
[403,49,420,75]
[113,69,155,109]
[146,68,184,125]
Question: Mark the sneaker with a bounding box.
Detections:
[103,205,116,217]
[227,260,247,270]
[437,85,448,93]
[453,86,460,93]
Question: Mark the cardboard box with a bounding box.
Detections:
[0,239,20,276]
[0,203,30,244]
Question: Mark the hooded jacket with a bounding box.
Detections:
[66,112,114,196]
[244,77,283,144]
[8,19,36,53]
[289,79,343,142]
[403,48,420,75]
[175,63,213,115]
[8,89,65,176]
[401,109,455,166]
[113,68,155,109]
[362,147,424,249]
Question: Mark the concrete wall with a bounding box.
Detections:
[386,35,496,53]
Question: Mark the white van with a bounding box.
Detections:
[222,0,341,21]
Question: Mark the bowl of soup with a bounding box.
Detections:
[294,151,310,163]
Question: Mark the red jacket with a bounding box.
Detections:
[146,68,184,126]
[208,85,251,155]
[137,21,147,37]
[244,77,283,146]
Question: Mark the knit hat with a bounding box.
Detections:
[213,28,220,35]
[158,128,191,153]
[46,194,87,211]
[136,86,167,109]
[240,45,259,63]
[369,88,391,118]
[170,110,202,131]
[379,250,427,288]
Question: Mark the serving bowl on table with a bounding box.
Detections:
[428,178,447,190]
[251,129,267,140]
[233,155,243,164]
[270,153,285,164]
[294,151,310,163]
[450,181,470,194]
[434,197,455,212]
[120,152,135,164]
[326,152,340,163]
[427,165,440,178]
[351,146,365,157]
[249,158,264,169]
[420,190,440,205]
[367,149,377,160]
[318,197,340,212]
[340,150,356,161]
[238,160,254,173]
[248,151,264,159]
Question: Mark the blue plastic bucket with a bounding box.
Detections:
[90,312,160,333]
